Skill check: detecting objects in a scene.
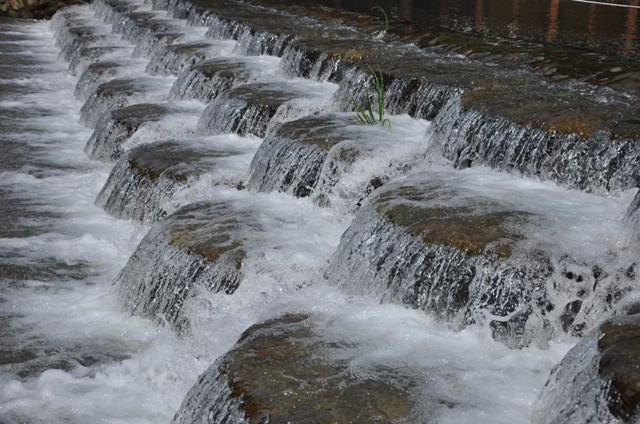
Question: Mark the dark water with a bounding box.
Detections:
[268,0,640,58]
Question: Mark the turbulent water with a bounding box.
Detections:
[1,0,639,422]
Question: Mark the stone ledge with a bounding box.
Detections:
[1,0,85,19]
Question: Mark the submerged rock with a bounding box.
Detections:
[172,314,418,423]
[74,59,143,101]
[534,310,640,423]
[115,201,248,333]
[427,81,640,193]
[325,172,635,347]
[80,77,171,127]
[111,10,181,43]
[85,102,198,160]
[145,40,235,76]
[248,112,428,207]
[68,45,133,76]
[96,139,247,222]
[247,114,352,198]
[170,56,280,103]
[196,81,331,138]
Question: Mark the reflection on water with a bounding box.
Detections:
[293,0,640,58]
[623,0,638,55]
[546,0,559,43]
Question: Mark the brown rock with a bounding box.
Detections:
[598,318,640,421]
[174,314,418,423]
[9,0,23,10]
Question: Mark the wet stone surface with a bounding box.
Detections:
[172,314,418,424]
[325,173,634,347]
[146,41,234,76]
[182,0,362,47]
[393,25,640,95]
[115,201,248,332]
[68,45,133,76]
[535,311,640,424]
[80,78,170,128]
[598,316,640,421]
[74,59,141,100]
[197,81,329,138]
[133,30,187,57]
[170,56,278,102]
[96,139,240,222]
[430,92,640,193]
[200,0,640,93]
[460,79,640,142]
[248,114,357,198]
[155,0,640,150]
[85,102,182,160]
[112,11,181,42]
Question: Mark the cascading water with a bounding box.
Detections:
[3,0,640,421]
[114,201,248,333]
[169,56,281,102]
[323,169,637,347]
[145,39,235,76]
[427,94,640,194]
[84,101,204,160]
[195,80,335,138]
[96,136,257,221]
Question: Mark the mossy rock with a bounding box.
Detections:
[272,114,354,151]
[173,314,417,423]
[460,79,640,141]
[536,314,640,423]
[247,113,365,198]
[114,201,251,332]
[111,102,176,129]
[86,103,195,160]
[166,202,246,269]
[126,140,231,183]
[89,78,153,99]
[223,82,309,112]
[375,187,525,259]
[598,318,640,421]
[199,81,330,137]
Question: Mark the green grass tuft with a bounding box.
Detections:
[371,6,389,31]
[349,66,391,132]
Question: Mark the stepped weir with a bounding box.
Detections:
[1,0,640,422]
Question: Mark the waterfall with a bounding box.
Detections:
[115,201,247,333]
[196,81,334,138]
[79,77,173,127]
[169,56,280,102]
[95,138,253,221]
[324,172,637,347]
[247,112,429,211]
[428,96,640,194]
[533,312,640,424]
[145,40,235,76]
[5,0,640,421]
[75,59,145,101]
[334,67,462,120]
[625,191,640,242]
[280,41,344,82]
[84,102,196,159]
